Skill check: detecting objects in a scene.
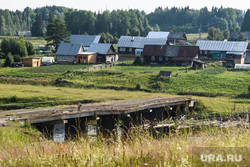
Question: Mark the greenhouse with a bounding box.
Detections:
[234,64,250,70]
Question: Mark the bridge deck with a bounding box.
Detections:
[2,97,194,124]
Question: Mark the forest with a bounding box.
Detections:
[0,6,248,39]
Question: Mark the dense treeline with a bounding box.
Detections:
[0,6,248,38]
[147,6,244,33]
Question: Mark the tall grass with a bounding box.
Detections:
[0,122,249,166]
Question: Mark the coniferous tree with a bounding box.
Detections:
[241,9,250,32]
[237,33,245,41]
[46,18,70,52]
[31,13,43,36]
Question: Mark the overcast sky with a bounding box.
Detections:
[1,0,249,13]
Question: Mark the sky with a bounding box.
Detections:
[1,0,249,13]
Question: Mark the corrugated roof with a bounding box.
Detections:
[168,32,187,39]
[70,35,101,47]
[196,40,249,52]
[56,42,84,56]
[165,46,180,57]
[117,36,168,49]
[87,43,114,55]
[147,31,170,38]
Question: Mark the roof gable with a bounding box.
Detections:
[196,40,248,52]
[70,35,102,47]
[172,46,199,61]
[165,46,180,57]
[168,32,187,39]
[147,31,170,38]
[56,42,84,56]
[87,43,115,55]
[142,45,167,56]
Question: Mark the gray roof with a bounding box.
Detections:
[242,32,250,41]
[165,45,180,57]
[70,35,101,47]
[117,36,168,49]
[56,42,84,56]
[196,40,249,52]
[87,43,114,55]
[147,31,170,38]
[168,32,187,39]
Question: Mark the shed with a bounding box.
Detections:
[75,52,98,64]
[21,57,41,67]
[158,71,172,77]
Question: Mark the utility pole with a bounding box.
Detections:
[199,24,202,39]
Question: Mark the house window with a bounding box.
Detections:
[200,51,202,55]
[159,57,163,61]
[123,48,126,52]
[205,51,208,54]
[129,48,132,52]
[151,56,155,61]
[119,48,123,52]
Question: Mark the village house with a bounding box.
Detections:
[56,43,84,64]
[117,36,168,55]
[167,32,187,44]
[196,40,249,64]
[143,45,200,66]
[21,57,41,67]
[142,45,168,64]
[87,43,118,63]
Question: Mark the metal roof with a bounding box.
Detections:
[70,35,101,47]
[147,31,170,38]
[196,40,249,52]
[56,42,84,56]
[87,43,114,55]
[165,46,180,57]
[117,36,168,49]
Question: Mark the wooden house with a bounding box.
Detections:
[196,40,249,64]
[117,36,168,55]
[87,43,118,63]
[56,43,84,64]
[142,45,168,64]
[21,57,41,67]
[171,46,200,66]
[167,32,187,44]
[143,45,200,66]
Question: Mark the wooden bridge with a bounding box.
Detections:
[14,97,195,142]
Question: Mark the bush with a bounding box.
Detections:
[4,52,14,67]
[135,83,141,90]
[133,56,142,66]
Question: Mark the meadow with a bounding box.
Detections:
[0,121,249,166]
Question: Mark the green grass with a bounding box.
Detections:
[60,65,250,95]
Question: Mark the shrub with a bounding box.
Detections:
[4,52,14,67]
[133,56,142,66]
[135,83,141,90]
